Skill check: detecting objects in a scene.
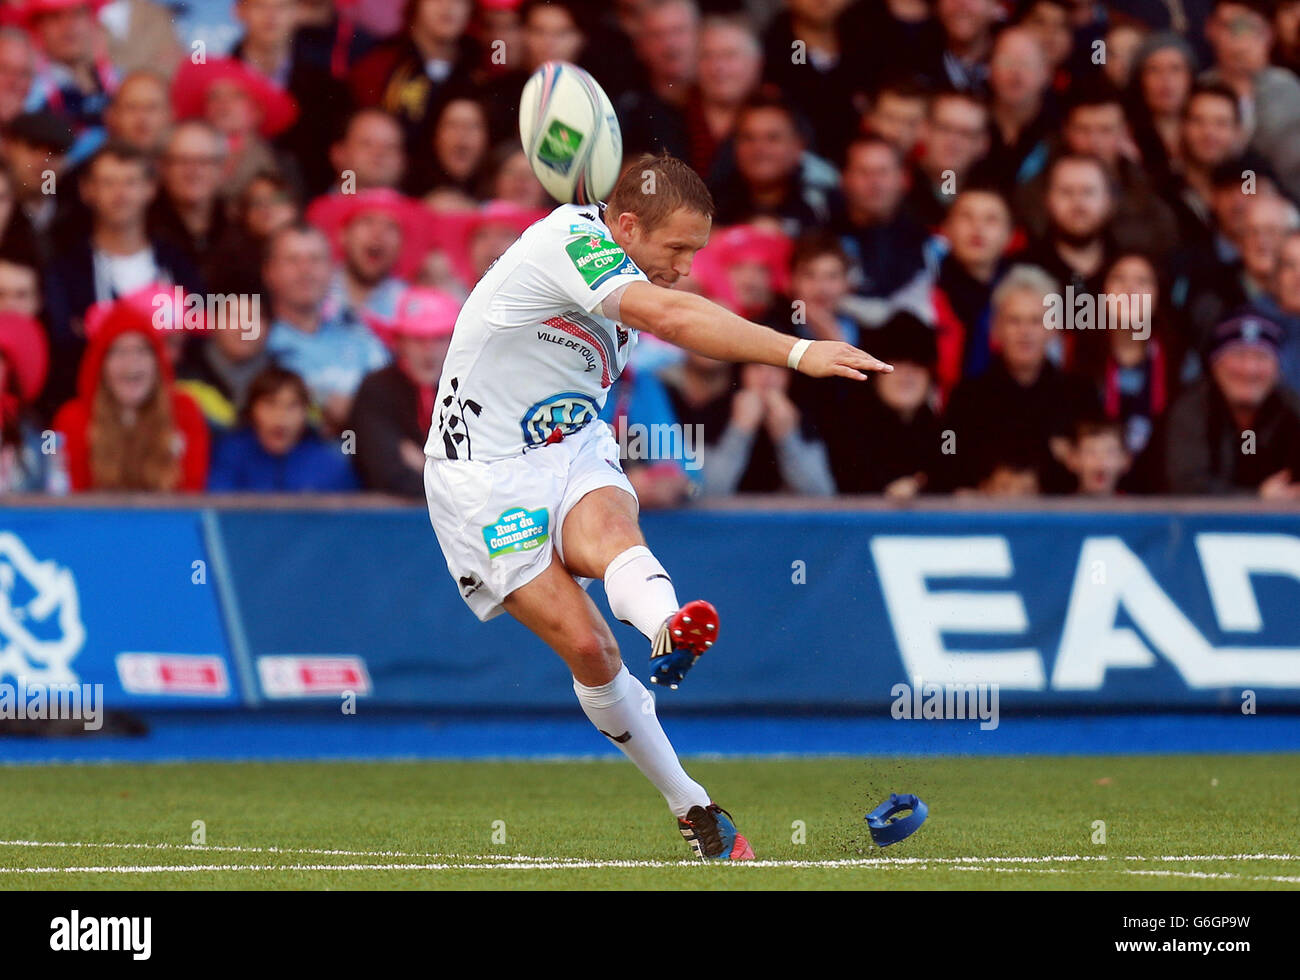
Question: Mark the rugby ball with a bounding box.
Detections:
[519,61,623,206]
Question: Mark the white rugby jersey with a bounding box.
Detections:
[425,203,649,462]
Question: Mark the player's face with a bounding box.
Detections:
[623,208,711,288]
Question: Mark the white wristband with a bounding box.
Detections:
[787,338,813,370]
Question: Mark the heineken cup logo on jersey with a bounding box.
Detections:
[566,236,637,290]
[482,507,550,557]
[538,119,583,174]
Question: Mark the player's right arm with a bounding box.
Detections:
[612,281,893,380]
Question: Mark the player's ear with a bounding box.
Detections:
[615,209,638,241]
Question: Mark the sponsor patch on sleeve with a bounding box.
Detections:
[565,235,640,290]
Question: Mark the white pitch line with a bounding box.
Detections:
[0,839,566,864]
[957,865,1300,885]
[1131,854,1300,862]
[3,862,1299,883]
[1,842,1297,880]
[0,841,1115,866]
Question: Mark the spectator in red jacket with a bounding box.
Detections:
[931,184,1015,402]
[51,300,209,491]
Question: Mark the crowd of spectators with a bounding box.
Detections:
[0,0,1298,501]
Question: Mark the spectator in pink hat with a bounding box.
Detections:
[306,187,429,318]
[690,222,791,328]
[349,285,459,496]
[171,55,301,200]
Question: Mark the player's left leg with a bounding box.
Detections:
[557,487,753,860]
[560,487,718,689]
[500,555,712,822]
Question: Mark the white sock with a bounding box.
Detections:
[574,664,710,817]
[604,545,679,640]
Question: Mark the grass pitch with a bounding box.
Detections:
[0,754,1296,890]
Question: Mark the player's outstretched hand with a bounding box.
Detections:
[797,340,894,381]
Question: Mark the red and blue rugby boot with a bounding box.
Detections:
[678,803,755,861]
[648,599,718,690]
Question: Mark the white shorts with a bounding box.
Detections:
[424,420,638,621]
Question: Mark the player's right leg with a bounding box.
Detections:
[501,558,753,860]
[557,482,720,690]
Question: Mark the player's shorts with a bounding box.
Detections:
[424,419,638,621]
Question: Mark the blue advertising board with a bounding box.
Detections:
[3,505,1298,711]
[0,510,239,709]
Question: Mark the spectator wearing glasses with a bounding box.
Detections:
[148,121,230,270]
[903,88,990,231]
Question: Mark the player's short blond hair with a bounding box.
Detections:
[605,153,715,233]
